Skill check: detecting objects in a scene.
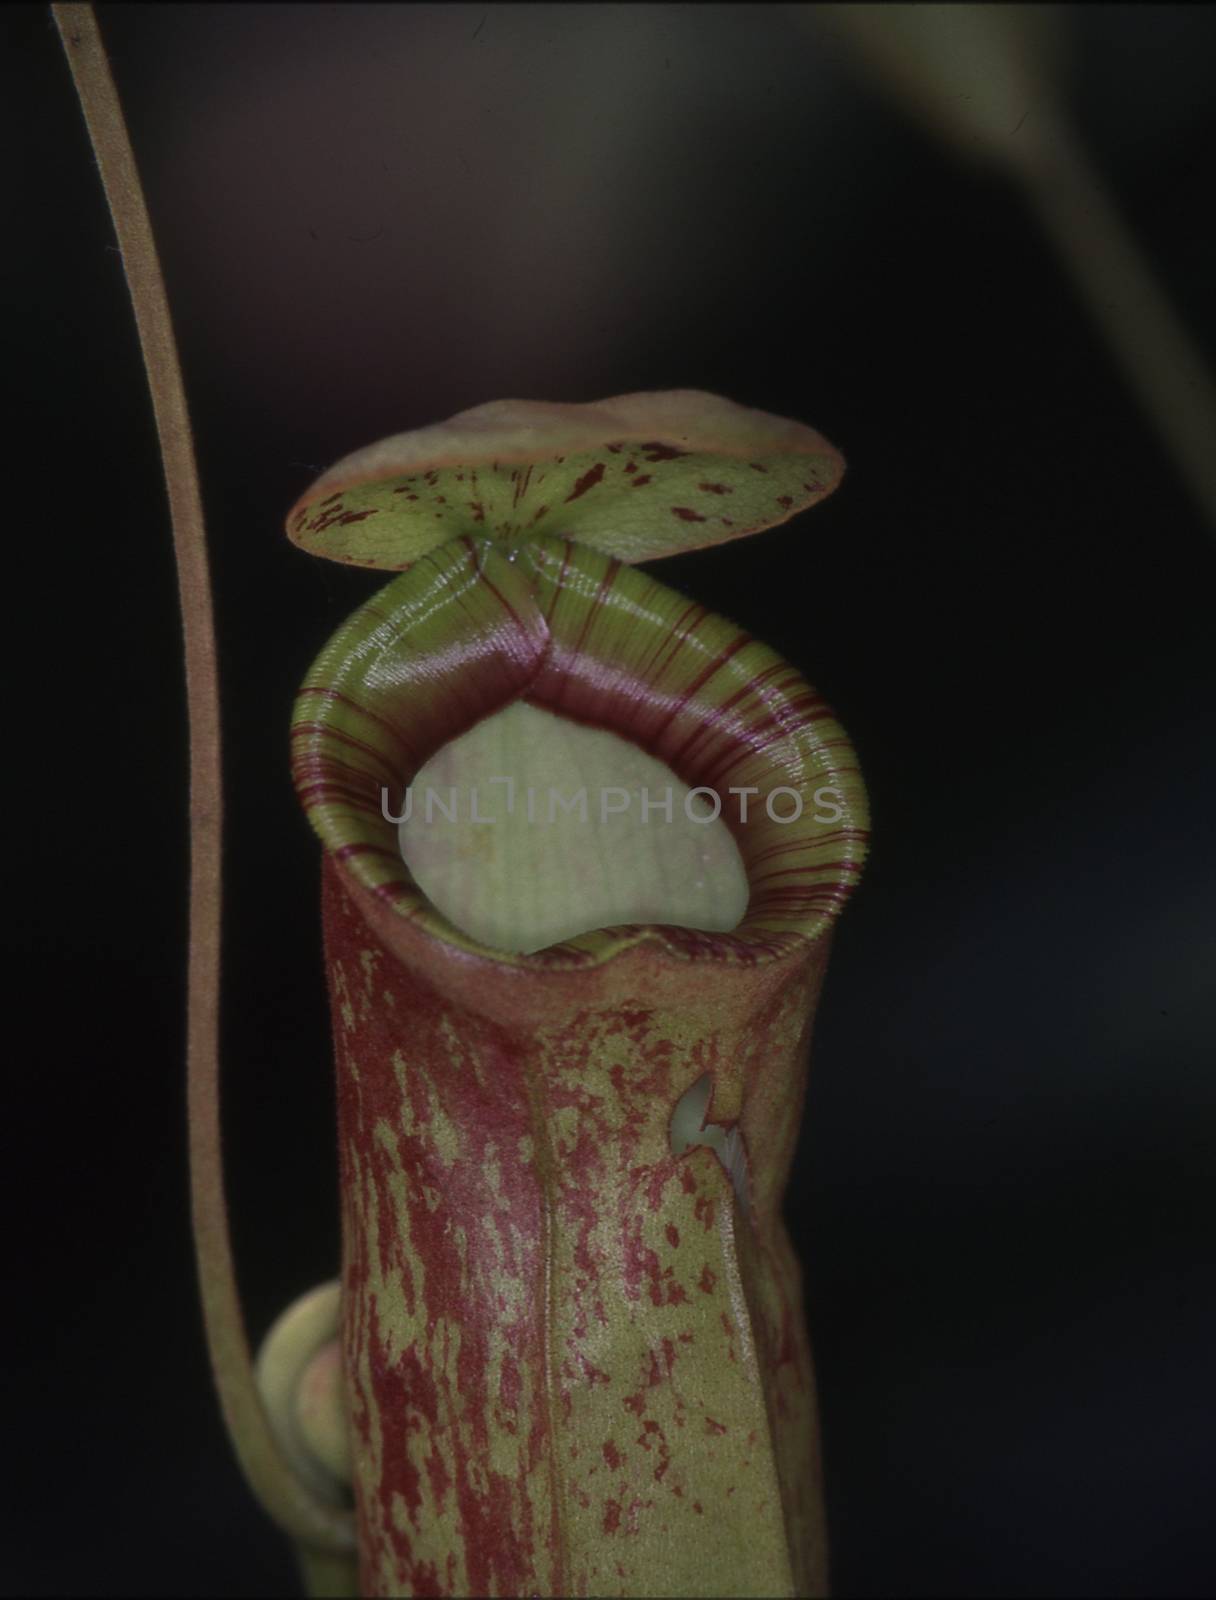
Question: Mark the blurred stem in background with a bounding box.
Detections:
[808,2,1216,534]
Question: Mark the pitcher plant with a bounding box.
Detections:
[54,8,868,1596]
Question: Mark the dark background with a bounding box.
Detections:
[4,4,1215,1595]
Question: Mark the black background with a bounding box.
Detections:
[5,4,1215,1596]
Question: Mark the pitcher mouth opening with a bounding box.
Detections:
[292,533,868,970]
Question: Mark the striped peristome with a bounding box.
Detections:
[292,533,867,967]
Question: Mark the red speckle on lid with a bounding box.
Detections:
[564,461,606,502]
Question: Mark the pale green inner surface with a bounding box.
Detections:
[669,1073,751,1216]
[397,702,749,955]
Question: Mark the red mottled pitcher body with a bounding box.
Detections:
[324,860,834,1598]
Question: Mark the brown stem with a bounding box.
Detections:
[51,3,353,1559]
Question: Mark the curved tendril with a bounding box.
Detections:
[52,3,354,1555]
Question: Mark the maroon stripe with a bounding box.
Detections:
[291,722,401,781]
[332,841,401,863]
[296,685,413,760]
